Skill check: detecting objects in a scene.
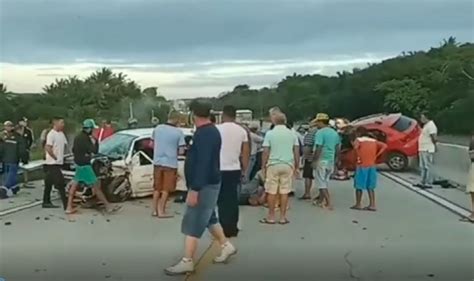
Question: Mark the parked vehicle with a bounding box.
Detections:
[339,113,420,171]
[62,128,194,203]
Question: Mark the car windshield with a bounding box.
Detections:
[391,116,413,132]
[99,133,136,159]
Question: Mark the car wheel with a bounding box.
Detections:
[104,176,131,203]
[386,152,408,171]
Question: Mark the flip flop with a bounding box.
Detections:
[279,219,290,225]
[298,195,311,200]
[65,209,77,215]
[151,212,158,217]
[363,206,377,212]
[158,214,175,219]
[459,217,474,223]
[259,218,276,225]
[350,206,363,210]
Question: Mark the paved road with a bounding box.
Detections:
[1,177,473,281]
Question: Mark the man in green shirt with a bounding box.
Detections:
[312,113,341,210]
[260,112,299,225]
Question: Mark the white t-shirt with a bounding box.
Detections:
[418,120,437,153]
[45,130,68,165]
[217,122,249,171]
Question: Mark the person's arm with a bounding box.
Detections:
[261,134,271,175]
[293,134,300,171]
[251,133,264,144]
[45,132,57,160]
[240,130,250,176]
[429,123,438,149]
[178,132,186,155]
[376,141,388,159]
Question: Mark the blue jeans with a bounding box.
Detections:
[4,163,19,189]
[419,151,434,185]
[245,154,257,182]
[181,183,221,238]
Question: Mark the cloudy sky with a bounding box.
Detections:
[0,0,472,98]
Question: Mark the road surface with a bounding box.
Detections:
[1,175,473,281]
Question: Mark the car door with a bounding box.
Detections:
[129,149,154,196]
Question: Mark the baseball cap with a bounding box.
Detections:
[314,113,330,121]
[3,121,14,127]
[83,119,98,129]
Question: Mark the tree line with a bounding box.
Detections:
[1,37,473,136]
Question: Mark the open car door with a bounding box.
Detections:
[129,151,154,197]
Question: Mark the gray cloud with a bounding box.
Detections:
[1,0,472,64]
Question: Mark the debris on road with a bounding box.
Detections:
[362,227,367,230]
[35,217,40,220]
[44,217,50,221]
[427,274,435,278]
[352,220,358,224]
[4,221,12,226]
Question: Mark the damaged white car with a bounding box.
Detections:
[62,128,193,203]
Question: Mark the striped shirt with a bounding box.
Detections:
[303,128,317,161]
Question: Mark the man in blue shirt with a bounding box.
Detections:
[312,113,340,210]
[165,100,237,276]
[151,111,185,218]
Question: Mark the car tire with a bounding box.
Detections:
[386,152,408,171]
[104,176,131,203]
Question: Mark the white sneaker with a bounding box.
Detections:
[164,258,194,276]
[213,242,237,264]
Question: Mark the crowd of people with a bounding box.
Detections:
[0,118,33,198]
[1,100,473,275]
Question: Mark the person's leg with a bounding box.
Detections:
[217,172,231,234]
[419,152,428,185]
[93,181,111,208]
[151,166,161,216]
[351,167,364,209]
[66,181,78,213]
[367,167,377,210]
[278,165,293,223]
[320,166,333,210]
[4,164,18,191]
[425,153,434,187]
[158,168,176,218]
[262,166,277,223]
[52,165,68,209]
[42,165,54,206]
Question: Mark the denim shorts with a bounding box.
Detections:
[314,161,334,189]
[354,166,377,190]
[181,183,221,238]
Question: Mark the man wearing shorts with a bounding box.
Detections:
[260,112,299,225]
[151,111,185,218]
[300,119,317,200]
[312,113,340,210]
[66,119,120,214]
[165,100,236,276]
[350,127,387,211]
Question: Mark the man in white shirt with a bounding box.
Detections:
[416,113,438,189]
[217,105,250,238]
[43,117,68,209]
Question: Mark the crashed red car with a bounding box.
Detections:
[339,113,421,171]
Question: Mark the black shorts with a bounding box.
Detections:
[303,160,314,179]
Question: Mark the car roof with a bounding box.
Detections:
[116,127,194,138]
[351,113,401,127]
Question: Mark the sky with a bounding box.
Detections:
[0,0,473,98]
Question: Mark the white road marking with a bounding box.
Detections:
[381,172,471,218]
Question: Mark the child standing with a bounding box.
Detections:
[350,127,387,211]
